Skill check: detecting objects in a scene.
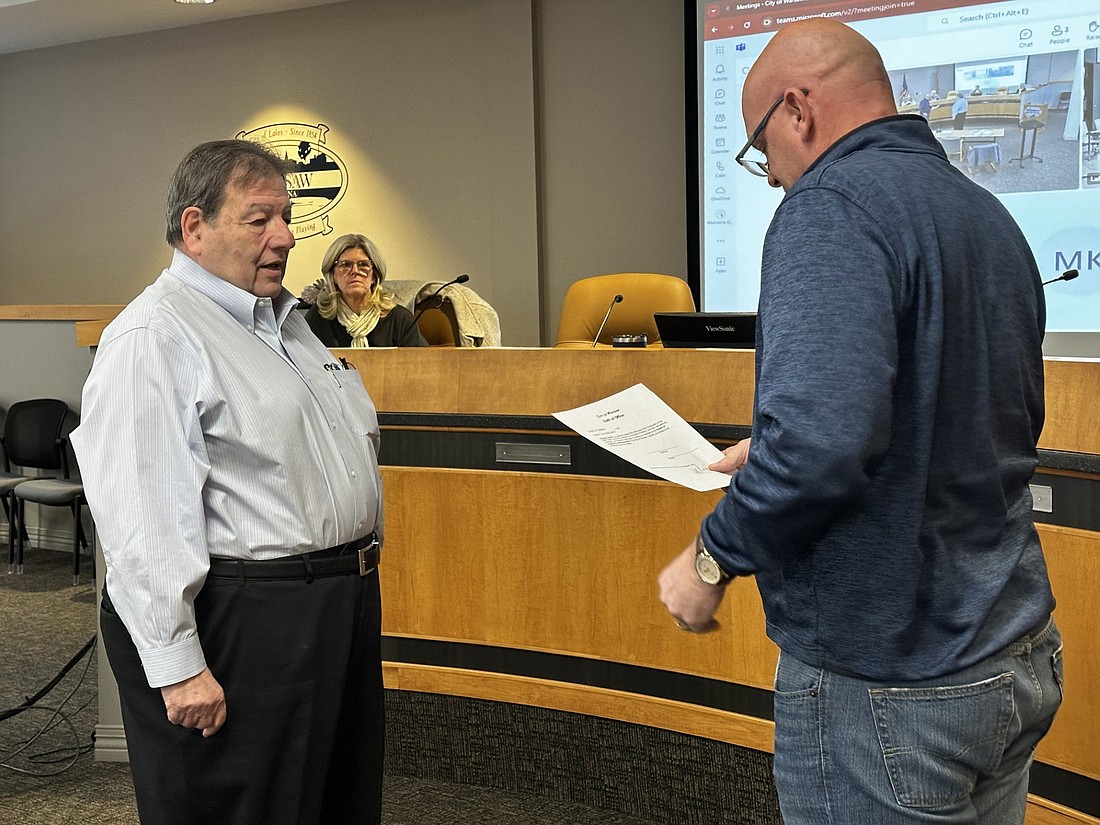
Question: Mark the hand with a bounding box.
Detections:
[161,668,227,738]
[709,438,750,474]
[658,540,726,633]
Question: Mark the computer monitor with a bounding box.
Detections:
[654,311,756,349]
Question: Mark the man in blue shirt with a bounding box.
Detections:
[659,19,1061,825]
[952,92,969,128]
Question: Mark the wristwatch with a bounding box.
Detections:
[694,534,731,585]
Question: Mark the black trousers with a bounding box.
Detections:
[100,567,384,825]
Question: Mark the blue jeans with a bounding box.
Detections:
[772,618,1063,824]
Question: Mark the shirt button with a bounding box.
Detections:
[351,471,358,478]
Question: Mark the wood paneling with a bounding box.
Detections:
[344,348,1100,456]
[379,468,1099,783]
[0,305,123,322]
[379,467,777,690]
[72,324,1099,456]
[75,319,115,347]
[1042,359,1100,456]
[342,347,756,426]
[1036,524,1100,779]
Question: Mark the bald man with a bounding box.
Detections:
[659,20,1061,825]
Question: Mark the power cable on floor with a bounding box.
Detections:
[0,634,97,777]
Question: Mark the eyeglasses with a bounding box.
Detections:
[333,259,373,274]
[735,88,809,178]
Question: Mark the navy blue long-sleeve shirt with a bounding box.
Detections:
[703,115,1053,680]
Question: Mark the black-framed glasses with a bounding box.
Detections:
[334,259,373,274]
[735,89,809,178]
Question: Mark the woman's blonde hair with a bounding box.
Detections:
[312,233,396,319]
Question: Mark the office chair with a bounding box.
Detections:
[3,399,69,575]
[1,404,35,570]
[554,273,696,348]
[1084,119,1100,159]
[2,399,90,584]
[409,282,501,347]
[414,300,461,347]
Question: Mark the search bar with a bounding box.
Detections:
[926,5,1032,31]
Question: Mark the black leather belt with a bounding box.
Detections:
[207,533,379,580]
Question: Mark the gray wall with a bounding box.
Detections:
[536,0,686,342]
[0,0,689,349]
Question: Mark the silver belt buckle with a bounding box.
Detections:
[358,538,379,577]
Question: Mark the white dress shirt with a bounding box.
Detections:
[72,249,383,688]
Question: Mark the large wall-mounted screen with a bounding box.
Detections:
[692,0,1100,350]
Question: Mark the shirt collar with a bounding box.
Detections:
[167,248,299,330]
[796,114,943,186]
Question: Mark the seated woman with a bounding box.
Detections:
[303,233,427,347]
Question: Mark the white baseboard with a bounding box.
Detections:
[0,521,91,554]
[94,723,129,762]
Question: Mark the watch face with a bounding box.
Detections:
[695,553,722,585]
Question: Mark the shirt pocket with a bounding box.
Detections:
[332,370,379,439]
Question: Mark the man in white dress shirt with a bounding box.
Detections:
[72,140,385,825]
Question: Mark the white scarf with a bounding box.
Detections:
[336,299,381,348]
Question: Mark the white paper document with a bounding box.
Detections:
[552,383,732,492]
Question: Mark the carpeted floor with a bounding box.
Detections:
[935,109,1081,194]
[0,548,667,825]
[0,546,114,824]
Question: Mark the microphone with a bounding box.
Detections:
[1042,269,1079,286]
[413,274,470,322]
[592,294,623,348]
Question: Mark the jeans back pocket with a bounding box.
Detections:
[869,672,1015,809]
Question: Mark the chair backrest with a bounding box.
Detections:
[415,301,461,347]
[407,283,500,347]
[554,273,696,348]
[1,399,71,474]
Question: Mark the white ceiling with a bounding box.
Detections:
[0,0,346,56]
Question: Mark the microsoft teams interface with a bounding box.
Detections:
[697,0,1100,334]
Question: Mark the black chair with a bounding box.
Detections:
[0,474,31,569]
[1,404,36,569]
[1,399,89,584]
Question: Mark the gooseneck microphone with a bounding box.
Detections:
[1042,269,1079,286]
[413,274,470,322]
[592,294,623,348]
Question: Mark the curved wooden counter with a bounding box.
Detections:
[899,93,1025,125]
[345,348,1100,825]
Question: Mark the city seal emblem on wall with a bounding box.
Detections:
[238,123,348,240]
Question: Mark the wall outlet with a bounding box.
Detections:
[1030,483,1053,513]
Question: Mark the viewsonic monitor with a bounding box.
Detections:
[655,311,756,348]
